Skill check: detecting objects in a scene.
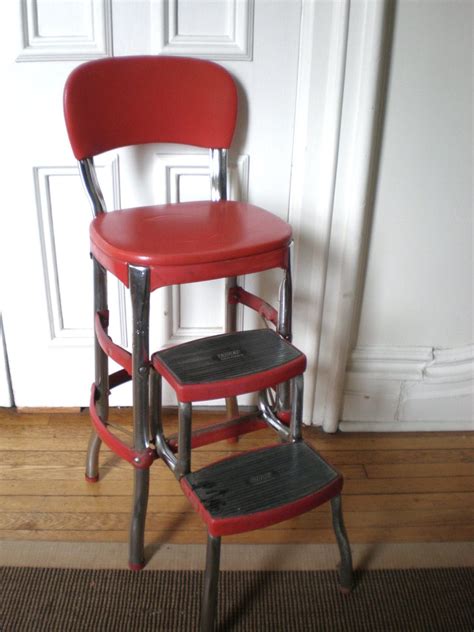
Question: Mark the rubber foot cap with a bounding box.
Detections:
[128,561,145,571]
[85,474,99,483]
[338,584,353,595]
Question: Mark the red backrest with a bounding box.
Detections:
[64,56,238,160]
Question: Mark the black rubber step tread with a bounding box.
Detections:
[183,441,339,519]
[155,329,303,385]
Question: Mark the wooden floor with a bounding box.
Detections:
[0,407,473,545]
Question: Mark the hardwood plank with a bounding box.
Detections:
[344,477,474,494]
[365,463,474,479]
[1,525,473,545]
[1,471,473,496]
[4,492,470,513]
[0,462,368,482]
[306,430,474,451]
[2,448,472,467]
[1,496,192,513]
[2,508,471,537]
[343,492,473,510]
[0,480,158,497]
[316,449,474,465]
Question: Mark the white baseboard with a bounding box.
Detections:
[340,343,473,431]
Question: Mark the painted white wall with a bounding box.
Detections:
[341,0,473,430]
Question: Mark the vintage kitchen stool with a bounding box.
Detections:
[150,330,353,631]
[63,55,299,569]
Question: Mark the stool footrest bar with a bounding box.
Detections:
[228,286,278,327]
[95,310,132,374]
[90,383,156,469]
[165,411,288,452]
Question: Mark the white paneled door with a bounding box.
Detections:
[0,0,303,407]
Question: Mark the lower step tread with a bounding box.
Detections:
[181,441,342,536]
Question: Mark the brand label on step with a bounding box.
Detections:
[215,349,245,361]
[248,471,275,485]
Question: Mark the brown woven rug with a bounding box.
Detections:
[1,567,472,631]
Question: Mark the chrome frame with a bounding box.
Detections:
[82,156,108,482]
[85,258,109,481]
[258,388,291,441]
[128,264,151,568]
[277,240,293,343]
[201,534,221,632]
[210,148,240,421]
[78,158,106,217]
[176,402,192,479]
[331,495,353,592]
[276,241,294,414]
[290,373,303,442]
[209,148,228,202]
[150,370,178,473]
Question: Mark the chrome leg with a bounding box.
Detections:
[85,432,102,483]
[276,245,293,414]
[331,495,353,593]
[149,369,162,445]
[86,258,109,482]
[128,265,151,570]
[176,401,192,479]
[290,374,304,442]
[200,534,221,632]
[225,276,239,421]
[129,468,150,571]
[211,149,238,423]
[151,369,178,474]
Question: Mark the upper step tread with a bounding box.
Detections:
[152,329,306,402]
[154,329,302,385]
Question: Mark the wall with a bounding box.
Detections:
[341,0,473,430]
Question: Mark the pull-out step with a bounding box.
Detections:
[180,441,343,537]
[152,329,306,402]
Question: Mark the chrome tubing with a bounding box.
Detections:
[176,401,192,479]
[93,258,109,420]
[290,374,304,442]
[85,257,109,481]
[150,369,177,473]
[128,264,151,569]
[130,265,151,451]
[79,157,107,217]
[209,148,228,201]
[258,389,291,441]
[277,241,294,412]
[200,534,221,632]
[331,495,354,593]
[277,240,293,342]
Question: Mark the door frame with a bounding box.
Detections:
[290,0,391,432]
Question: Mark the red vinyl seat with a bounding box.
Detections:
[90,200,292,288]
